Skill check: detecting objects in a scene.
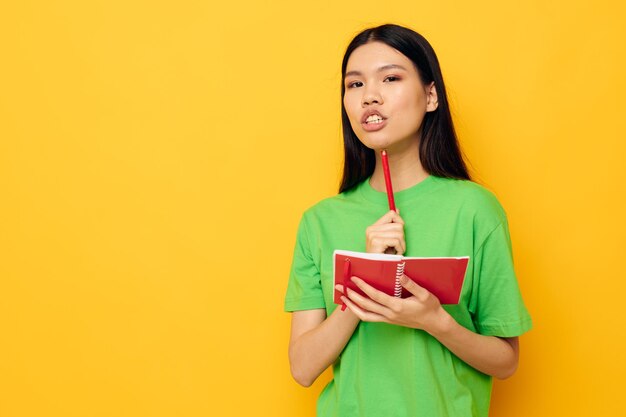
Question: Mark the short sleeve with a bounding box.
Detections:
[470,220,533,337]
[284,213,326,312]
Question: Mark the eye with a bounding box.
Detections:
[384,76,401,82]
[346,81,363,88]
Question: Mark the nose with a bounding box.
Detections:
[362,85,382,106]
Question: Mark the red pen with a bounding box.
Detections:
[381,150,396,212]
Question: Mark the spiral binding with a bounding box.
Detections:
[394,261,406,297]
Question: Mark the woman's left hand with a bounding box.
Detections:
[335,274,447,333]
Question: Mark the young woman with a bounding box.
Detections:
[284,24,532,417]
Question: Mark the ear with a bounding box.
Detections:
[425,82,439,112]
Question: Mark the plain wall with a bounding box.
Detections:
[1,1,625,416]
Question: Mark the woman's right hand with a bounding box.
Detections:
[365,210,406,255]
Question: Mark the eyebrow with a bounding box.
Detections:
[344,64,409,78]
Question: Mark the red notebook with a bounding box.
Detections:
[333,250,469,306]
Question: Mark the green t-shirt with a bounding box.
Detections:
[284,175,532,417]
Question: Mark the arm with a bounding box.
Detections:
[287,210,408,386]
[288,307,360,387]
[345,210,520,379]
[337,275,520,379]
[429,311,519,379]
[287,210,405,387]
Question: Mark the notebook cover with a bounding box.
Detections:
[402,257,469,304]
[333,254,401,305]
[333,251,469,306]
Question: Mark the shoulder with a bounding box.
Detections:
[300,186,362,221]
[433,177,508,224]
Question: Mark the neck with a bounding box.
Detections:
[369,140,429,193]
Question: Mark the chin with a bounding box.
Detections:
[361,143,387,152]
[358,133,419,153]
[361,142,384,150]
[355,135,392,151]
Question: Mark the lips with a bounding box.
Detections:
[361,109,386,124]
[360,109,388,132]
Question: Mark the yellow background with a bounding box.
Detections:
[1,1,625,416]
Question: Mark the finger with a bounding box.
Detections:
[344,285,392,317]
[368,233,406,254]
[400,274,429,298]
[351,277,397,307]
[370,238,404,254]
[367,223,405,235]
[368,232,403,245]
[340,296,386,322]
[373,210,405,226]
[390,211,404,225]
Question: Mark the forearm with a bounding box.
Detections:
[428,310,519,379]
[289,308,360,387]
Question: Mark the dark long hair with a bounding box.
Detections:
[339,24,471,193]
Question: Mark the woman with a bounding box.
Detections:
[284,24,532,417]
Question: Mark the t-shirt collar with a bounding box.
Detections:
[357,174,439,206]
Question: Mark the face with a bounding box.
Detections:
[343,41,438,152]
